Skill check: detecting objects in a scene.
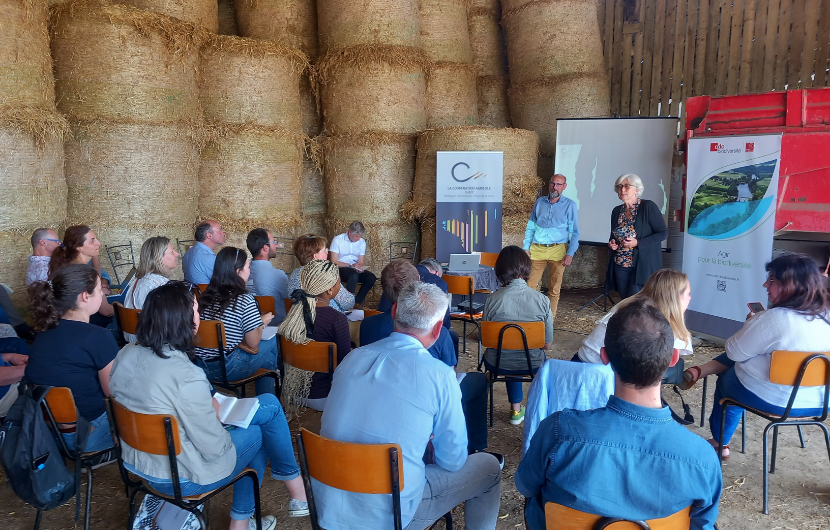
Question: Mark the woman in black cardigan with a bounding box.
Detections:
[605,173,668,298]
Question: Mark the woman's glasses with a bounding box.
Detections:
[615,183,633,191]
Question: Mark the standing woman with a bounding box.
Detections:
[606,174,668,299]
[121,236,180,341]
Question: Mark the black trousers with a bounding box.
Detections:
[460,372,489,453]
[338,267,376,304]
[611,262,642,299]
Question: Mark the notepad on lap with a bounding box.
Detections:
[214,394,260,429]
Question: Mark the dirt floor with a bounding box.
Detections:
[2,288,829,529]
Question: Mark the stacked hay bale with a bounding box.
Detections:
[402,127,540,257]
[50,1,205,278]
[502,0,609,165]
[0,0,67,302]
[217,0,238,35]
[419,0,478,128]
[115,0,218,32]
[198,35,307,270]
[467,0,511,127]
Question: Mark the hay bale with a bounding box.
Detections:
[467,7,507,77]
[199,124,304,234]
[116,0,218,32]
[0,0,55,108]
[468,0,498,8]
[235,0,318,59]
[49,0,205,123]
[302,156,326,219]
[502,0,605,85]
[316,45,430,134]
[508,73,610,155]
[477,75,511,128]
[419,0,472,63]
[317,0,420,54]
[217,0,238,35]
[199,35,306,129]
[326,218,418,275]
[301,73,321,136]
[426,63,478,128]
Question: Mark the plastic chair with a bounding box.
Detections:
[364,309,383,317]
[444,274,482,365]
[284,298,292,314]
[196,284,209,293]
[194,320,280,398]
[717,351,830,514]
[478,252,498,268]
[40,387,115,530]
[105,397,262,530]
[280,337,338,374]
[480,321,545,426]
[254,295,276,316]
[113,302,141,344]
[544,502,691,529]
[104,242,135,289]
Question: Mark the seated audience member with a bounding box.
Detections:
[329,221,376,310]
[0,287,36,341]
[25,264,118,453]
[482,245,553,426]
[121,236,179,341]
[361,260,490,454]
[196,247,278,396]
[27,227,61,285]
[278,260,351,412]
[288,234,354,314]
[681,253,830,458]
[317,282,502,530]
[515,299,722,530]
[110,282,307,530]
[245,228,289,326]
[379,258,455,338]
[48,225,114,326]
[182,220,225,285]
[0,344,28,416]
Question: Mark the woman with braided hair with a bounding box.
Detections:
[278,260,352,412]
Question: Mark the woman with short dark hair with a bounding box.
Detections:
[482,246,553,425]
[109,282,307,530]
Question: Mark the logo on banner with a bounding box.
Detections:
[451,162,486,183]
[710,142,721,152]
[745,142,754,152]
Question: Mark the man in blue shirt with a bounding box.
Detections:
[318,282,502,530]
[182,220,225,285]
[523,174,580,321]
[515,299,722,530]
[245,228,289,326]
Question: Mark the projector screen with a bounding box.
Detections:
[554,118,677,246]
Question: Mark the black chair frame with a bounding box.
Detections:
[486,323,535,427]
[699,375,748,453]
[176,238,197,256]
[202,322,281,399]
[104,242,135,289]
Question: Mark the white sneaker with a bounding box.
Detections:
[247,515,277,530]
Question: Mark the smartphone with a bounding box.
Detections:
[747,302,765,313]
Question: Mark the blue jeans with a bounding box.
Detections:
[201,336,279,395]
[62,412,115,453]
[145,394,299,520]
[482,359,539,404]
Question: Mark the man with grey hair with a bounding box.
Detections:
[318,282,502,530]
[330,220,375,309]
[26,227,61,285]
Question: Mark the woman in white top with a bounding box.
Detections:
[682,253,830,457]
[122,236,179,341]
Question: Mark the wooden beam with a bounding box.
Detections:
[650,0,669,114]
[693,0,711,96]
[738,0,757,94]
[613,0,625,115]
[762,0,781,90]
[640,0,657,112]
[726,0,745,94]
[801,0,821,87]
[774,0,793,91]
[669,0,687,116]
[789,0,807,88]
[659,0,677,115]
[815,0,830,86]
[715,0,733,94]
[750,0,770,93]
[604,0,615,90]
[630,22,645,115]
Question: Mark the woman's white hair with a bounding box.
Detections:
[394,282,448,335]
[615,173,645,198]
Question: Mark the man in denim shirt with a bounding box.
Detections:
[515,299,722,530]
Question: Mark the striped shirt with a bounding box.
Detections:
[196,294,263,362]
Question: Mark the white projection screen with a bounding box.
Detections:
[554,118,678,246]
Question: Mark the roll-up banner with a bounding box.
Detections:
[682,134,782,339]
[435,151,504,263]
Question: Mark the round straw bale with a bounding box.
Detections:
[418,217,436,259]
[116,0,218,32]
[502,0,605,85]
[199,125,304,234]
[419,0,472,63]
[199,35,306,129]
[467,8,507,77]
[317,0,420,54]
[301,74,322,136]
[235,0,318,59]
[321,132,416,223]
[49,1,204,123]
[508,73,610,155]
[326,218,418,274]
[468,0,499,9]
[426,63,478,128]
[218,0,239,36]
[477,75,511,128]
[0,0,55,108]
[0,233,38,304]
[316,45,430,134]
[302,156,326,219]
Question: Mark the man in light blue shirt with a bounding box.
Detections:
[182,220,225,285]
[318,282,502,530]
[523,174,580,321]
[515,299,722,530]
[245,228,288,325]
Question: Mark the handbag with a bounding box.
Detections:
[132,494,203,530]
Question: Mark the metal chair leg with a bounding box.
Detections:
[717,403,728,465]
[797,425,806,448]
[741,411,746,454]
[34,509,42,530]
[762,422,774,515]
[820,423,830,464]
[700,376,708,428]
[770,425,779,474]
[84,468,93,530]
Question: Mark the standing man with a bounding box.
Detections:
[329,221,376,310]
[523,174,580,321]
[246,228,289,326]
[27,228,62,285]
[182,220,225,285]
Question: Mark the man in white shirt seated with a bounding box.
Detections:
[316,282,502,530]
[245,228,289,326]
[329,221,376,310]
[27,227,61,285]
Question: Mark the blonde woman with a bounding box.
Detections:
[121,236,179,341]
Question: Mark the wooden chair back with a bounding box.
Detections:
[544,503,692,530]
[254,295,276,316]
[443,274,474,296]
[481,321,546,350]
[284,298,293,314]
[769,351,830,387]
[108,398,182,456]
[194,320,227,350]
[113,302,141,335]
[280,337,338,373]
[197,284,208,293]
[479,252,499,268]
[44,387,78,424]
[364,309,383,317]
